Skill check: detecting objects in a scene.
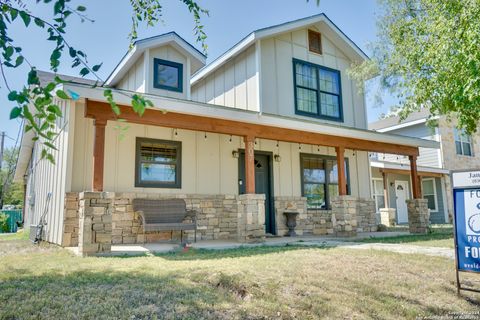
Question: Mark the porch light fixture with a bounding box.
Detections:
[232,150,239,158]
[274,154,282,162]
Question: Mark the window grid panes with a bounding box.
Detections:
[421,179,437,211]
[372,179,385,212]
[136,138,181,188]
[301,154,348,210]
[294,59,342,121]
[454,128,473,156]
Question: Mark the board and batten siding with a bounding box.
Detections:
[117,45,191,99]
[70,102,371,199]
[24,99,75,245]
[260,26,367,129]
[191,45,259,111]
[379,123,441,168]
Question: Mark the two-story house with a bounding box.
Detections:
[14,14,438,255]
[369,108,479,225]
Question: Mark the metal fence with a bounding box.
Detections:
[0,210,22,233]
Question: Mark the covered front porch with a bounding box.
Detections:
[64,94,437,256]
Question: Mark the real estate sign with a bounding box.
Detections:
[452,170,480,294]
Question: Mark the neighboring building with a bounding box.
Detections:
[369,108,480,225]
[14,14,437,255]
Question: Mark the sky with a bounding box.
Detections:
[0,0,394,149]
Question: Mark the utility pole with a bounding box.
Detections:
[0,131,4,171]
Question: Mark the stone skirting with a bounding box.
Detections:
[331,196,377,237]
[62,192,80,247]
[237,194,266,242]
[407,199,430,234]
[379,208,396,227]
[274,197,334,236]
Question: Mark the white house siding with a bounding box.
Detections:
[117,53,145,93]
[191,45,259,111]
[24,99,74,245]
[117,45,191,100]
[260,26,367,130]
[70,103,370,199]
[376,123,440,168]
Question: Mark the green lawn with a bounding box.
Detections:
[1,237,478,319]
[359,225,455,248]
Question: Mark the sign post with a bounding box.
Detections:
[452,170,480,294]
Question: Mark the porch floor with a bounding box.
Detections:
[67,231,408,256]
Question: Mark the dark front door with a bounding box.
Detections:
[239,152,275,234]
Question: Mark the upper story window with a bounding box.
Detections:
[153,58,183,92]
[300,153,349,210]
[135,138,182,188]
[308,30,322,54]
[454,128,473,156]
[293,59,343,122]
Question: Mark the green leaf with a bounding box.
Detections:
[3,46,14,60]
[10,8,18,21]
[19,11,31,27]
[76,5,87,12]
[69,47,76,58]
[92,63,102,72]
[27,69,40,85]
[56,89,69,100]
[47,104,62,116]
[34,18,45,28]
[44,141,58,150]
[45,82,56,92]
[7,91,18,101]
[9,107,22,119]
[79,67,89,77]
[15,55,24,67]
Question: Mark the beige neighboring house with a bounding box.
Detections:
[14,14,438,255]
[369,108,480,225]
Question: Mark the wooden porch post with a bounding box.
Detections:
[93,119,107,192]
[336,146,347,196]
[409,155,422,199]
[244,135,256,194]
[382,171,389,208]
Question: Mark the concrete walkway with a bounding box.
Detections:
[102,231,455,260]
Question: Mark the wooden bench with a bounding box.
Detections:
[132,198,197,243]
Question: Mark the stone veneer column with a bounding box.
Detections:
[237,194,266,243]
[379,208,396,227]
[331,195,358,237]
[78,192,114,256]
[407,199,430,234]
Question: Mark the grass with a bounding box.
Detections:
[1,238,479,319]
[359,225,455,248]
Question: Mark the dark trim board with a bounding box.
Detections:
[238,149,276,235]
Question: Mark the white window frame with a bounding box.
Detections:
[372,178,385,213]
[421,178,438,212]
[454,128,474,156]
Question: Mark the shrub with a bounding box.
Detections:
[0,213,9,233]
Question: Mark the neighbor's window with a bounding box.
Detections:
[454,128,473,156]
[308,30,322,54]
[300,154,349,210]
[135,138,182,188]
[294,59,343,121]
[372,179,385,212]
[422,178,437,211]
[153,58,183,92]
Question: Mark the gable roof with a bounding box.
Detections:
[105,31,206,87]
[369,109,432,132]
[191,13,369,84]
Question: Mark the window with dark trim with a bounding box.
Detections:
[153,58,183,92]
[135,138,181,188]
[300,153,349,210]
[308,30,322,54]
[293,59,343,122]
[454,128,473,156]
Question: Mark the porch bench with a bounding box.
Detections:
[132,198,197,243]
